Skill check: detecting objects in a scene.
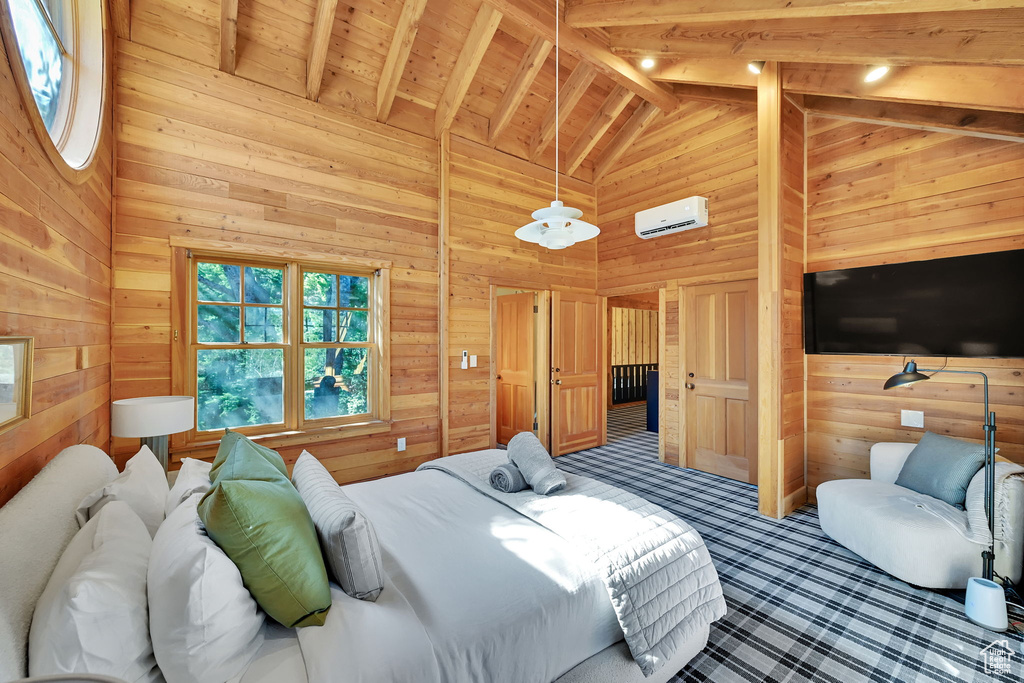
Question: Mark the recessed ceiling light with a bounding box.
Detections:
[747,60,766,75]
[864,65,890,83]
[640,58,655,70]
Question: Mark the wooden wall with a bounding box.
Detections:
[596,101,758,467]
[112,41,440,481]
[805,117,1024,495]
[0,48,113,505]
[596,100,759,293]
[446,135,596,454]
[609,308,657,366]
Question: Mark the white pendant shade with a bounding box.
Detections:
[514,0,600,250]
[515,201,600,250]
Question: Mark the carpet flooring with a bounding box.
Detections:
[556,405,1023,683]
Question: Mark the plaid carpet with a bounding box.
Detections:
[556,405,1023,683]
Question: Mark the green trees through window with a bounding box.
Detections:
[190,258,380,435]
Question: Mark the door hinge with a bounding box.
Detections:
[533,305,538,313]
[533,421,539,430]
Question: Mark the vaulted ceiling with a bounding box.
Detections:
[112,0,1024,183]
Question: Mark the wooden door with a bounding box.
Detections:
[551,292,602,455]
[683,280,758,483]
[496,293,536,445]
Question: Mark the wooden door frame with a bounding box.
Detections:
[489,284,551,452]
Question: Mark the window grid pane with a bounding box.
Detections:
[191,259,380,434]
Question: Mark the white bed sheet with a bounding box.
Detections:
[296,469,623,683]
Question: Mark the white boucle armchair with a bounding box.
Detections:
[816,442,1024,590]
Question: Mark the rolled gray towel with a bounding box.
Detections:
[489,462,529,493]
[507,432,566,495]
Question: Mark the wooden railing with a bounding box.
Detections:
[611,363,658,404]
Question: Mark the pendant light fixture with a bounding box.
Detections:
[514,0,600,251]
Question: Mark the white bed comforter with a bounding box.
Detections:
[419,450,727,678]
[296,467,623,683]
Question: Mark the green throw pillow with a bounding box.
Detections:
[894,431,986,509]
[198,444,331,628]
[210,429,287,482]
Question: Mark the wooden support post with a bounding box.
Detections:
[757,61,785,519]
[439,131,451,457]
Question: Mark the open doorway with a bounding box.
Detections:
[606,292,659,433]
[494,287,549,449]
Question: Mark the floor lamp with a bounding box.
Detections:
[884,360,1006,630]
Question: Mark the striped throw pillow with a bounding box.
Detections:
[292,451,384,601]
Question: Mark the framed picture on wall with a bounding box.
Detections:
[0,337,33,435]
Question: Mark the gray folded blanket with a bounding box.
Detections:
[507,432,566,495]
[489,462,529,493]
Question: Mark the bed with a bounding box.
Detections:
[0,445,725,683]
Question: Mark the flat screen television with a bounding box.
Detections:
[804,249,1024,358]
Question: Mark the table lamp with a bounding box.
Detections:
[111,396,195,471]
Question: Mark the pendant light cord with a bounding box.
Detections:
[554,0,559,203]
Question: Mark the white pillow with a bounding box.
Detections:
[29,501,160,683]
[164,458,213,517]
[77,446,169,537]
[149,493,266,683]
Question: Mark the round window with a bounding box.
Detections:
[0,0,107,182]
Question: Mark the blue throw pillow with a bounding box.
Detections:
[894,432,986,509]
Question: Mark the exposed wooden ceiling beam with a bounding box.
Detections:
[783,63,1024,114]
[650,59,756,90]
[529,62,597,161]
[673,83,757,106]
[377,0,430,122]
[594,100,660,180]
[110,0,130,40]
[801,94,1024,141]
[489,35,553,144]
[435,4,504,137]
[565,0,1024,28]
[606,10,1024,66]
[566,85,633,175]
[219,0,238,74]
[306,0,340,101]
[482,0,677,111]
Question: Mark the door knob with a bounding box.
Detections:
[555,380,562,385]
[685,382,695,390]
[496,375,502,380]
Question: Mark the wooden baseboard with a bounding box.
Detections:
[784,486,809,514]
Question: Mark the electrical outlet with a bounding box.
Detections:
[901,409,925,428]
[397,437,406,452]
[470,354,478,368]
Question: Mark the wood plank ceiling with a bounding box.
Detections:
[125,0,1024,182]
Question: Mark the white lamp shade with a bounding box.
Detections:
[111,396,195,438]
[515,201,600,250]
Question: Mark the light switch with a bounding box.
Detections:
[397,437,406,452]
[901,409,925,428]
[461,350,468,370]
[470,355,478,368]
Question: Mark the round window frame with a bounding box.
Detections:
[0,0,110,184]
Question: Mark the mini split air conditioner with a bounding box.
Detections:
[634,196,709,239]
